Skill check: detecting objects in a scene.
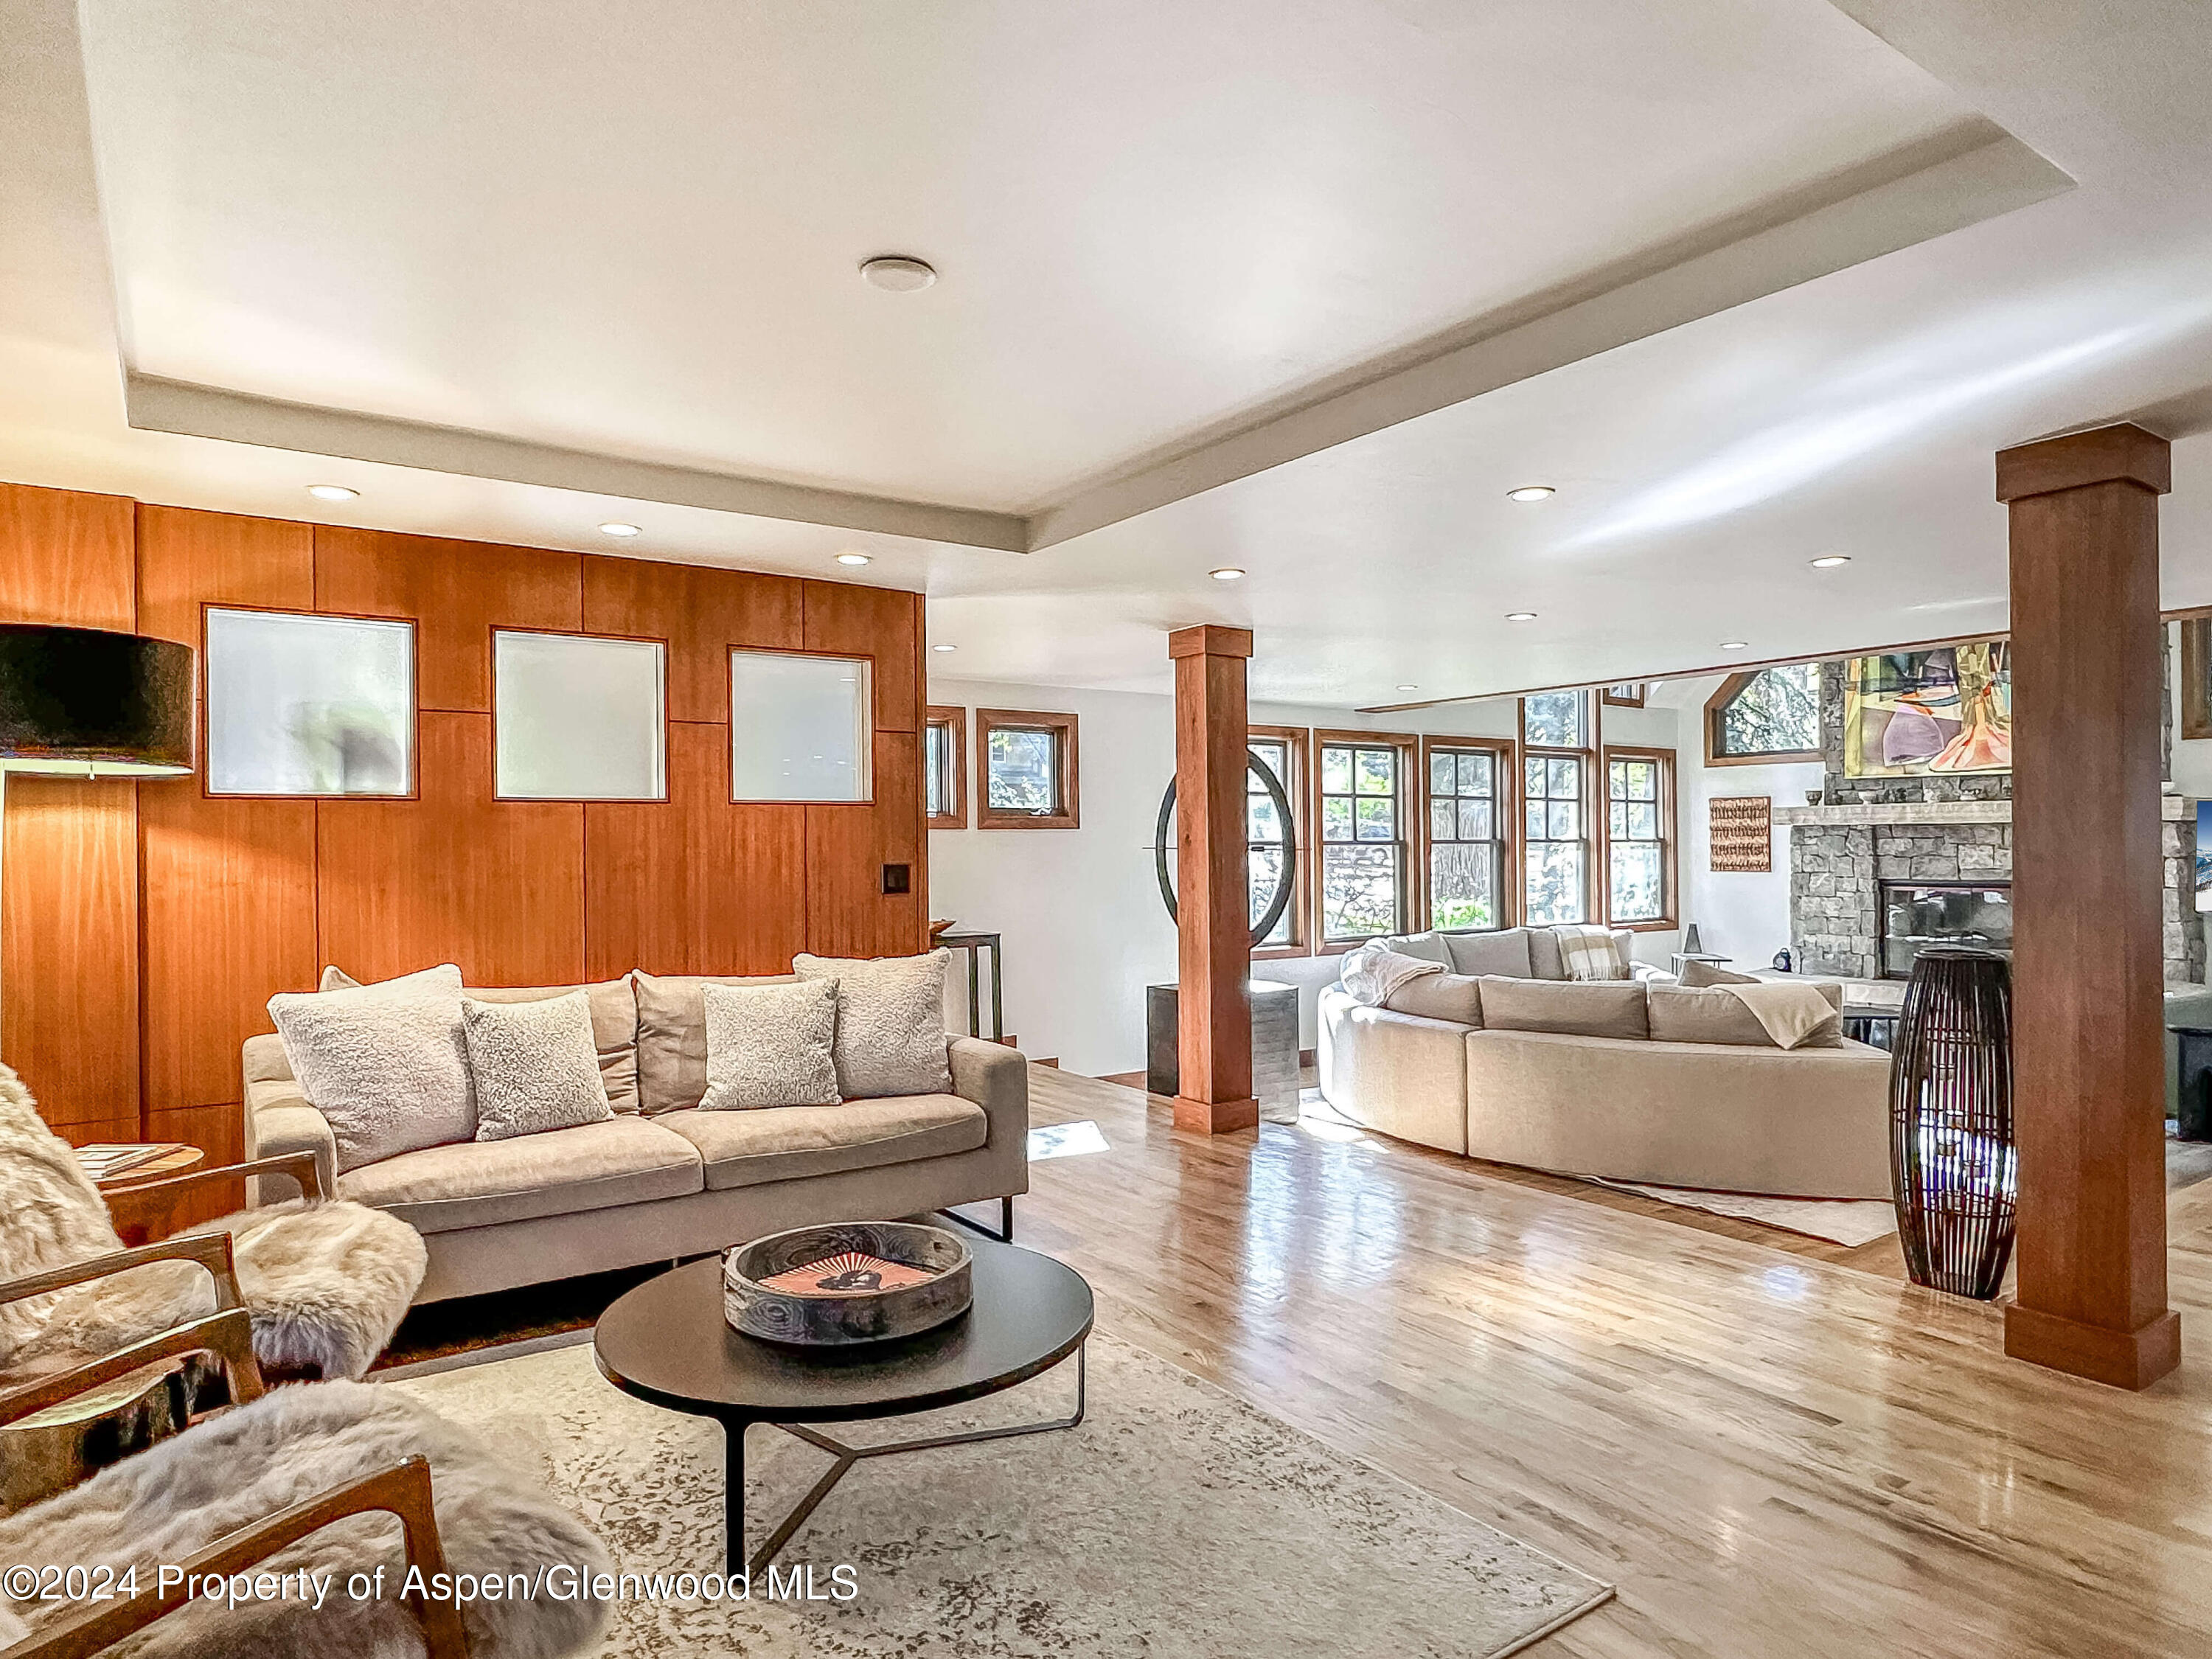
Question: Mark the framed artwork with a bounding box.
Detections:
[1843,641,2010,777]
[1708,795,1772,873]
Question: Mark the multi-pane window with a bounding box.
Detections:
[1522,692,1592,924]
[1522,689,1586,748]
[1428,745,1504,931]
[1318,740,1405,942]
[924,706,965,828]
[1607,751,1672,924]
[1248,734,1300,947]
[1708,662,1821,761]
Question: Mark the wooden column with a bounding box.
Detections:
[1169,624,1257,1134]
[1998,422,2180,1390]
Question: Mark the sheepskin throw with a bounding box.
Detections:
[700,978,841,1110]
[0,1062,133,1368]
[463,991,613,1142]
[793,950,955,1100]
[270,964,474,1172]
[0,1378,610,1658]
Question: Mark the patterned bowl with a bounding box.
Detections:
[723,1220,973,1346]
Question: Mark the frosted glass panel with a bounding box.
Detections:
[206,608,413,796]
[730,651,872,801]
[495,630,666,800]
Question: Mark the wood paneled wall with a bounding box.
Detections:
[1,483,928,1182]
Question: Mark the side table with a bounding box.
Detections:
[936,930,1004,1042]
[80,1144,205,1245]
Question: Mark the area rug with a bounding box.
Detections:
[389,1332,1611,1658]
[1593,1178,1897,1247]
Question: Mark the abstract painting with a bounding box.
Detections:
[1843,641,2010,776]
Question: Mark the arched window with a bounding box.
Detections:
[1705,663,1821,764]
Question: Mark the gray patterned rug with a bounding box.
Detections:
[390,1332,1610,1658]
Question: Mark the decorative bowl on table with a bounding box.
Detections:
[723,1220,973,1346]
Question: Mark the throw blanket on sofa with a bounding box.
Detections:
[1719,981,1838,1049]
[1552,925,1629,981]
[1341,943,1445,1006]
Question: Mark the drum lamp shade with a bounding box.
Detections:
[0,624,195,776]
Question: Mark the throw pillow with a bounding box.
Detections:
[1679,959,1759,988]
[633,970,800,1113]
[462,991,614,1142]
[1381,972,1484,1026]
[1441,928,1534,978]
[700,980,842,1109]
[793,950,955,1099]
[1377,932,1452,966]
[465,978,642,1113]
[1476,975,1649,1040]
[268,965,474,1173]
[1646,982,1844,1048]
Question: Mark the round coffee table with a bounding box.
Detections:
[594,1236,1093,1576]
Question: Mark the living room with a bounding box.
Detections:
[4,2,2212,1657]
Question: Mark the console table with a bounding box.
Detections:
[936,929,1004,1042]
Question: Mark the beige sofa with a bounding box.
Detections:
[1317,967,1894,1199]
[244,971,1029,1304]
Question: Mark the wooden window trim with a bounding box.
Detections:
[1519,692,1597,925]
[1419,735,1517,935]
[2183,619,2212,741]
[1518,687,1591,752]
[1248,725,1311,958]
[1600,684,1645,708]
[1311,728,1420,953]
[976,707,1079,830]
[201,602,422,801]
[925,704,967,828]
[1601,742,1677,931]
[1703,667,1823,768]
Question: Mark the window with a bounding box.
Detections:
[1315,732,1412,944]
[204,607,414,796]
[1426,741,1508,931]
[925,706,967,828]
[1247,728,1307,949]
[493,630,666,801]
[977,709,1079,829]
[1520,691,1590,924]
[1601,684,1646,707]
[730,650,872,801]
[1606,748,1674,925]
[1706,662,1821,763]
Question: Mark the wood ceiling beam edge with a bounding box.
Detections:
[122,374,1030,553]
[1025,124,2072,551]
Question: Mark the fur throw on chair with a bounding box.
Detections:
[0,1377,611,1657]
[0,1064,426,1380]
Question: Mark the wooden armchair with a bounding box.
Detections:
[100,1150,324,1246]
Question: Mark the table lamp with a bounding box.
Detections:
[0,623,195,1029]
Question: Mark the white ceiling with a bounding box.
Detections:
[4,0,2212,707]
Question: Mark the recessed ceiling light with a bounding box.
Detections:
[860,255,936,292]
[1720,640,1750,650]
[836,552,872,566]
[306,484,358,502]
[1396,684,1419,692]
[1506,485,1556,502]
[1209,567,1245,582]
[599,522,641,538]
[932,643,957,653]
[1505,611,1538,622]
[1810,554,1851,568]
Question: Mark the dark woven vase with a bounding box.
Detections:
[1889,947,2016,1298]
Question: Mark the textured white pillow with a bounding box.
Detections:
[700,980,841,1110]
[792,950,954,1100]
[268,964,473,1173]
[463,991,614,1141]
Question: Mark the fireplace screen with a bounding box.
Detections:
[1880,883,2012,978]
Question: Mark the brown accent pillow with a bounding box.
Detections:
[1678,959,1758,987]
[1476,976,1649,1040]
[633,970,799,1113]
[1381,973,1484,1027]
[1647,983,1845,1048]
[1441,929,1532,978]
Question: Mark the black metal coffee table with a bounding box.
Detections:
[593,1236,1093,1575]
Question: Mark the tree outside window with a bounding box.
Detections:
[1607,751,1671,923]
[1428,745,1504,930]
[1318,740,1405,942]
[1709,662,1821,761]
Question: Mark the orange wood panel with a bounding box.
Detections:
[805,730,924,958]
[581,556,804,723]
[317,711,585,986]
[584,721,806,977]
[0,482,135,627]
[48,1116,141,1151]
[314,527,582,712]
[139,788,319,1112]
[134,504,313,642]
[804,582,921,733]
[1,776,141,1128]
[144,1102,247,1230]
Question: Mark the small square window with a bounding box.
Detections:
[494,630,666,801]
[205,608,414,796]
[977,709,1079,829]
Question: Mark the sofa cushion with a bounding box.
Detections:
[333,1115,702,1234]
[462,991,614,1141]
[462,977,641,1113]
[268,964,474,1173]
[633,970,799,1114]
[1377,932,1452,966]
[1441,928,1533,978]
[1647,982,1844,1048]
[793,950,956,1099]
[1478,975,1649,1040]
[700,979,841,1110]
[655,1095,987,1192]
[1382,972,1484,1026]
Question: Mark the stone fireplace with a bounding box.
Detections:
[1774,662,2204,985]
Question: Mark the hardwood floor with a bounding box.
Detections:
[1022,1065,2212,1658]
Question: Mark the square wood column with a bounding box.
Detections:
[1169,624,1257,1135]
[1998,422,2180,1390]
